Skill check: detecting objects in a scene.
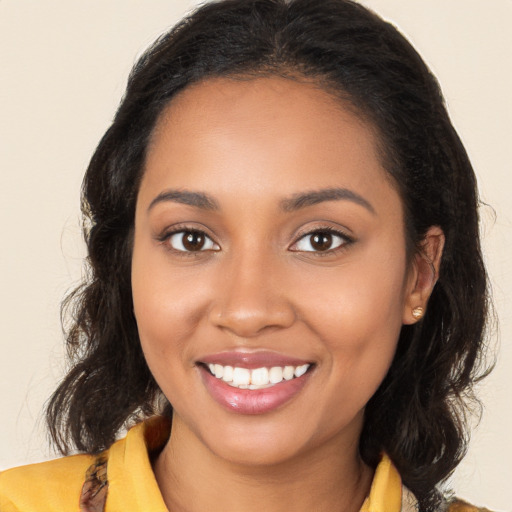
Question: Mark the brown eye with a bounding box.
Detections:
[310,233,333,251]
[183,232,205,251]
[292,230,348,253]
[168,230,219,252]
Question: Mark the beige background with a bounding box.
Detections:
[0,1,510,509]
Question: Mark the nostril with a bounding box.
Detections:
[208,301,296,338]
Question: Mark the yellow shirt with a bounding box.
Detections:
[0,417,487,512]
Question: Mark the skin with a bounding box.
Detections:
[131,76,444,512]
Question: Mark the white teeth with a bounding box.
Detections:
[232,367,251,387]
[294,364,309,378]
[269,366,283,384]
[249,383,272,390]
[222,365,233,382]
[206,362,311,389]
[214,364,224,379]
[283,366,295,380]
[251,367,269,386]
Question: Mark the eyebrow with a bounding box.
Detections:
[147,186,375,215]
[148,189,220,212]
[280,187,375,214]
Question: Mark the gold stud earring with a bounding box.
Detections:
[412,306,424,320]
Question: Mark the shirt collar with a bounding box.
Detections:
[360,453,417,512]
[107,418,412,512]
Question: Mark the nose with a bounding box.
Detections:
[208,251,296,338]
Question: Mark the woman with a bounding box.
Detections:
[0,1,495,511]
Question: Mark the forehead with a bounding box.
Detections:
[141,76,399,215]
[150,76,378,162]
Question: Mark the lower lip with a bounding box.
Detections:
[199,366,311,415]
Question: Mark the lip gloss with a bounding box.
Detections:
[199,350,311,369]
[198,364,311,415]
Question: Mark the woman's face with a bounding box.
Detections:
[132,76,420,466]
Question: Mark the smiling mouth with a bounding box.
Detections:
[203,363,311,390]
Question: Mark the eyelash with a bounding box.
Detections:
[157,225,220,256]
[157,225,354,256]
[290,226,354,256]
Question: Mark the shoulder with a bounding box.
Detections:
[447,498,496,512]
[0,452,96,512]
[0,417,169,512]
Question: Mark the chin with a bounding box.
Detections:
[207,433,310,468]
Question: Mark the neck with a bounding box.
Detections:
[154,416,373,512]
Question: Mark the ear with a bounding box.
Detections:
[402,226,445,325]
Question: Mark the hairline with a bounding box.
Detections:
[140,69,418,261]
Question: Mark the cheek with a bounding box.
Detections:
[132,240,186,363]
[133,278,204,347]
[131,236,208,366]
[293,243,407,384]
[299,253,407,338]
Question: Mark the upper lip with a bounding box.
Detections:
[198,350,312,369]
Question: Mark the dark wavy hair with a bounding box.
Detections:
[46,1,490,510]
